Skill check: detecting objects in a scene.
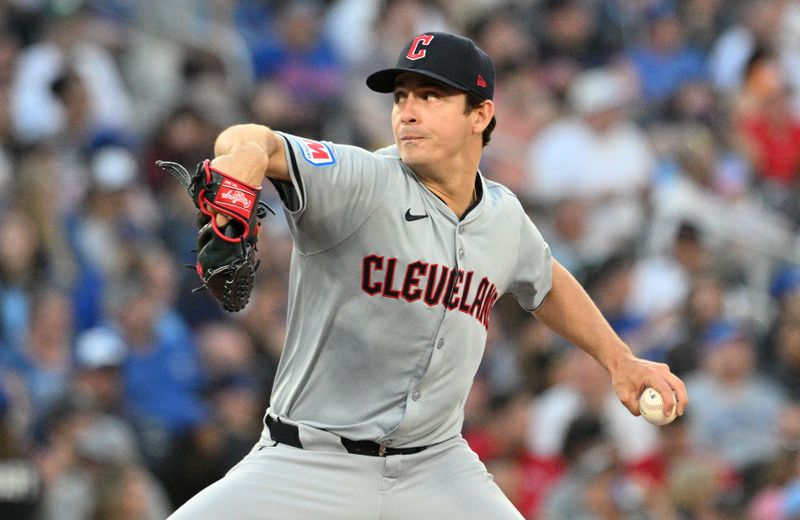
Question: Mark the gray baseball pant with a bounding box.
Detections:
[168,417,523,519]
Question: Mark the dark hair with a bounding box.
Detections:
[743,46,773,83]
[465,92,496,147]
[561,414,605,464]
[50,70,82,100]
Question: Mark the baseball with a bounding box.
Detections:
[639,387,678,426]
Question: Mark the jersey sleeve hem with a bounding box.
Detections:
[268,133,305,214]
[527,281,553,312]
[513,247,554,313]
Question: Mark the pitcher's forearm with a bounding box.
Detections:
[212,124,289,183]
[533,260,634,371]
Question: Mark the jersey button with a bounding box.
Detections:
[437,338,444,349]
[411,390,421,401]
[458,226,464,235]
[458,249,464,259]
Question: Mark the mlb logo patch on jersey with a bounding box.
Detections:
[298,138,336,166]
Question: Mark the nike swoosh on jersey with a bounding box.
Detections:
[404,209,429,221]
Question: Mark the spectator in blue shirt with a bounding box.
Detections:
[626,2,707,109]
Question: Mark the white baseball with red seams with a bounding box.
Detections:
[639,387,678,425]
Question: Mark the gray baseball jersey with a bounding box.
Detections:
[267,132,552,448]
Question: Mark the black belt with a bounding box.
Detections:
[265,415,429,457]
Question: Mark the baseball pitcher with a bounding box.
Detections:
[167,32,688,519]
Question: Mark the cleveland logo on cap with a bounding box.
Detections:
[406,34,434,60]
[366,32,496,100]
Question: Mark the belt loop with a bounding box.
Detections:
[266,415,303,449]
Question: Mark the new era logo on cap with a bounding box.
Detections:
[366,32,495,100]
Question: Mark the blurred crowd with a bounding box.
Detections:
[0,0,800,518]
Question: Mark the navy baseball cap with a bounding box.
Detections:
[367,32,495,100]
[702,320,746,352]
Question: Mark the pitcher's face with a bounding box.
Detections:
[391,73,474,172]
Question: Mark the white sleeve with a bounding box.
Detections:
[10,46,64,143]
[507,203,553,311]
[270,132,391,254]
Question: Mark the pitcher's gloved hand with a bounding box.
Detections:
[156,159,274,312]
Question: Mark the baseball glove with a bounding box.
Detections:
[156,159,274,312]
